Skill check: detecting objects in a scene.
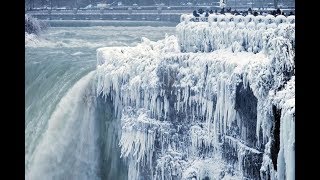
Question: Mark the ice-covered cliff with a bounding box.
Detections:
[95,14,295,180]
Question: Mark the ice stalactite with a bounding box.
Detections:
[212,77,238,150]
[190,125,212,157]
[119,108,171,180]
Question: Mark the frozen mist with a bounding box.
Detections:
[26,14,294,180]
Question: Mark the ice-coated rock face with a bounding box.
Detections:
[95,14,294,180]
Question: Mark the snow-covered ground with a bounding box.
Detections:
[95,14,294,179]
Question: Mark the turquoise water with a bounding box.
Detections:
[25,25,176,179]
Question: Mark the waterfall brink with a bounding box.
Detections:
[26,71,101,180]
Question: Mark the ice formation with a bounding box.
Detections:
[25,14,48,46]
[25,14,47,35]
[95,14,295,179]
[177,14,294,54]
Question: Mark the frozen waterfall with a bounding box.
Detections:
[26,13,295,180]
[94,14,295,180]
